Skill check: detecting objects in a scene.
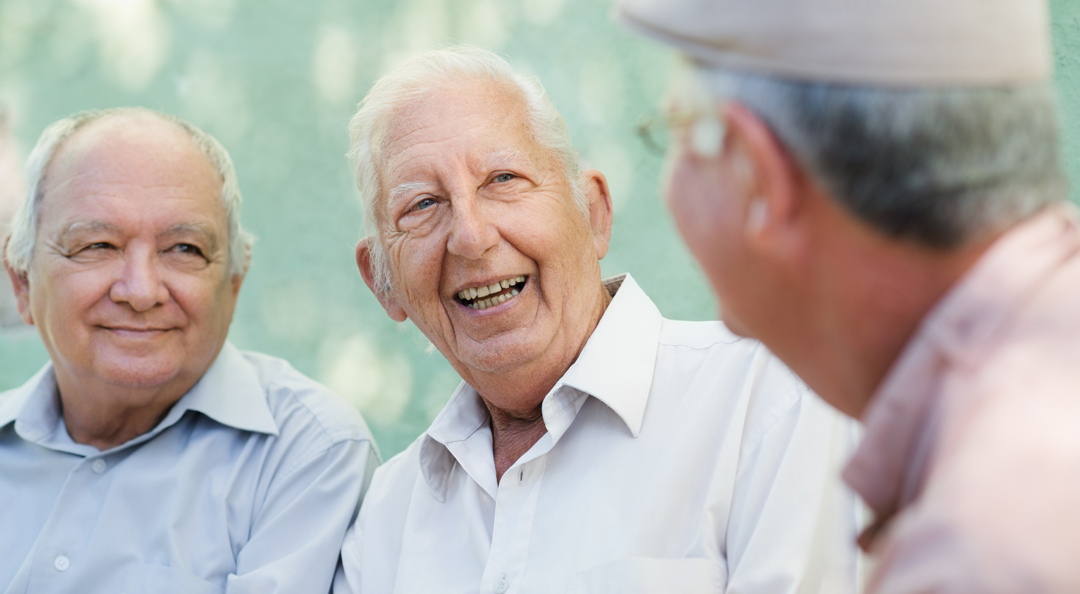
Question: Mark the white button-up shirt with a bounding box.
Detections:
[0,342,379,594]
[337,274,860,594]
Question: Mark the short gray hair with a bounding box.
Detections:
[684,65,1066,248]
[348,46,586,292]
[4,107,254,277]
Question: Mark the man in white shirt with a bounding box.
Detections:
[0,107,378,593]
[335,46,858,594]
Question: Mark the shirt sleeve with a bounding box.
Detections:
[332,524,361,594]
[224,438,379,594]
[723,356,865,594]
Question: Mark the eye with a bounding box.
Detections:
[169,243,205,257]
[87,242,114,250]
[409,197,438,213]
[492,173,516,183]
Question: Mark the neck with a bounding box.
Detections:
[486,401,547,482]
[773,206,999,419]
[54,372,195,451]
[471,281,612,481]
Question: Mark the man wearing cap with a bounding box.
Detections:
[0,107,378,593]
[616,0,1078,591]
[335,46,860,594]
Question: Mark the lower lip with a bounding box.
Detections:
[458,284,526,315]
[104,328,171,338]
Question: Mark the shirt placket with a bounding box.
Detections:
[25,453,115,593]
[480,455,547,594]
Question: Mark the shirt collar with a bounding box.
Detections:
[844,205,1080,522]
[0,341,278,452]
[167,341,279,437]
[0,364,62,443]
[419,273,664,499]
[557,273,663,437]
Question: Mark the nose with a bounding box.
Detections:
[109,247,170,312]
[446,195,499,260]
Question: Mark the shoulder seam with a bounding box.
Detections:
[734,387,804,479]
[270,381,372,445]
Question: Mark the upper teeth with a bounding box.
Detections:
[457,275,525,309]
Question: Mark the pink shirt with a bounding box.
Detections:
[843,205,1080,594]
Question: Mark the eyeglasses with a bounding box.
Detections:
[635,109,725,157]
[635,110,700,156]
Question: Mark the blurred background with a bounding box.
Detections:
[1,0,1078,457]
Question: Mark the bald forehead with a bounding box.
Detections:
[42,113,221,202]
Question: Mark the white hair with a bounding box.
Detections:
[348,46,586,293]
[676,62,1065,249]
[4,107,254,277]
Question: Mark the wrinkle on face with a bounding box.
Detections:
[370,80,609,410]
[20,113,242,447]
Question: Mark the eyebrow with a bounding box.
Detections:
[484,148,529,170]
[55,221,220,251]
[385,149,533,205]
[56,221,122,240]
[388,181,433,205]
[160,223,221,251]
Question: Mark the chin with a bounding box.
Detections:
[93,356,186,391]
[457,335,544,375]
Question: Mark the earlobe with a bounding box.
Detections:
[3,256,34,326]
[746,198,768,236]
[355,238,408,322]
[230,272,246,299]
[581,169,614,260]
[723,102,802,254]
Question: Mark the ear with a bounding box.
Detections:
[722,102,804,257]
[231,245,251,298]
[229,271,245,299]
[2,246,33,326]
[579,169,614,260]
[355,237,408,322]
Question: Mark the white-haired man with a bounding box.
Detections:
[0,108,378,593]
[335,47,859,594]
[617,0,1080,591]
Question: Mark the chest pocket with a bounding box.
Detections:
[567,557,725,594]
[120,564,222,594]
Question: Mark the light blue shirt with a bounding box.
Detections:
[0,342,378,594]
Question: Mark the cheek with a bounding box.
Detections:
[663,153,725,252]
[38,271,111,318]
[388,238,444,308]
[171,275,236,323]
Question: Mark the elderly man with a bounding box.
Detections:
[616,0,1080,591]
[0,108,378,593]
[335,47,858,594]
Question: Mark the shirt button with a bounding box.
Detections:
[493,577,509,593]
[91,459,107,474]
[54,555,70,571]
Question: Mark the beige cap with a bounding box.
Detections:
[615,0,1052,87]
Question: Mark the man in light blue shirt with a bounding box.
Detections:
[0,107,378,593]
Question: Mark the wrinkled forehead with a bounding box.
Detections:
[41,114,224,217]
[372,79,545,187]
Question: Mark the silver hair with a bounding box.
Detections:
[348,46,587,293]
[682,64,1066,248]
[4,107,254,277]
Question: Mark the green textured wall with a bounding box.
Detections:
[0,0,1077,457]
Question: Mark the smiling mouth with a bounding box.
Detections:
[455,275,527,311]
[102,326,171,334]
